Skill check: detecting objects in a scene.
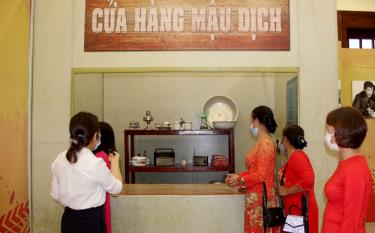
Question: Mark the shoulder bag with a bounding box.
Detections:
[262,163,288,233]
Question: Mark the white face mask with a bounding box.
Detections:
[278,140,286,155]
[250,124,258,137]
[325,133,339,151]
[94,138,101,151]
[94,132,101,151]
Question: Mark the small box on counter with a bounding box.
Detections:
[154,148,175,166]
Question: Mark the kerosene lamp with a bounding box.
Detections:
[197,113,208,129]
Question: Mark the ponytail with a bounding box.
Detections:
[66,134,86,163]
[66,112,99,164]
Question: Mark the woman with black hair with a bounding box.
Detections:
[93,122,118,233]
[322,107,372,233]
[225,105,280,233]
[278,124,318,233]
[50,112,123,233]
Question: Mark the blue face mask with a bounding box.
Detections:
[250,124,258,137]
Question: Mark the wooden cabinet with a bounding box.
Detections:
[124,129,235,183]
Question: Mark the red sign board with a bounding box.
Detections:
[85,0,290,51]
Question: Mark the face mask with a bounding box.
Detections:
[278,141,286,155]
[94,138,101,151]
[250,124,258,137]
[325,133,339,151]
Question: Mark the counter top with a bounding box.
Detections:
[114,184,243,196]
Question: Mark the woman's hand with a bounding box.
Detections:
[109,151,120,163]
[109,151,123,183]
[278,186,289,196]
[279,184,304,196]
[225,174,241,188]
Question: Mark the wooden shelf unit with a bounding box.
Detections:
[124,129,235,183]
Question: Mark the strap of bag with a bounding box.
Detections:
[262,182,268,205]
[280,163,288,186]
[274,189,284,210]
[263,181,284,211]
[276,162,288,210]
[262,182,267,233]
[302,193,309,233]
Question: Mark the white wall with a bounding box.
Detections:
[337,0,375,11]
[73,73,104,119]
[296,3,339,227]
[32,0,73,232]
[32,0,339,232]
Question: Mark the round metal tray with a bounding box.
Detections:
[202,95,238,128]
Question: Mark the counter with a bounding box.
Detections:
[111,184,244,233]
[114,184,243,196]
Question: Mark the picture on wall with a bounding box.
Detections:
[352,80,375,118]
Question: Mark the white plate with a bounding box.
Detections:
[202,95,238,128]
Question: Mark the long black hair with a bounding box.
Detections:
[66,112,99,163]
[93,121,116,154]
[282,124,307,149]
[251,106,278,133]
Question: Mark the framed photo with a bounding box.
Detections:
[352,80,375,118]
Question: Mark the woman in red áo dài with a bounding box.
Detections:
[278,124,319,233]
[322,107,372,233]
[226,106,281,233]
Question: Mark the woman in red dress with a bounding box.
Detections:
[322,107,372,233]
[94,122,118,233]
[278,124,319,233]
[226,106,280,233]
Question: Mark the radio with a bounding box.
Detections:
[193,156,208,166]
[154,148,175,166]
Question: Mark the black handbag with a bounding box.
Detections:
[262,182,286,232]
[262,163,288,233]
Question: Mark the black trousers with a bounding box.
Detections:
[61,205,106,233]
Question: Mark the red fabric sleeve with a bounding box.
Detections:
[95,151,111,169]
[289,152,314,190]
[341,171,368,233]
[239,139,274,189]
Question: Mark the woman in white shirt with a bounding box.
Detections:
[50,112,123,233]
